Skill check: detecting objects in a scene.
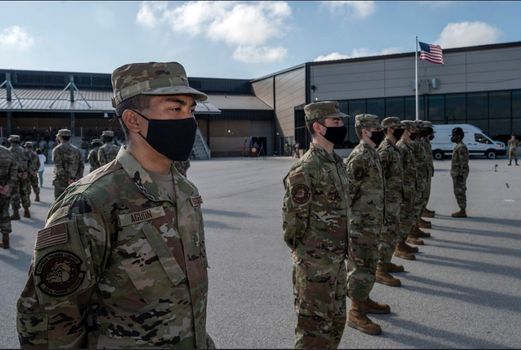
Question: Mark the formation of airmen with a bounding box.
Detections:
[283,101,471,347]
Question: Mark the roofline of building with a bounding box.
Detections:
[309,40,521,67]
[250,63,306,83]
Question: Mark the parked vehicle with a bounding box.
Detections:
[431,124,506,160]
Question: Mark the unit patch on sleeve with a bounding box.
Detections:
[35,222,68,250]
[291,184,311,205]
[35,251,86,297]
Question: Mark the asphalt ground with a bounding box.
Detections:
[1,156,520,348]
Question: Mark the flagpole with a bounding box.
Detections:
[415,36,419,121]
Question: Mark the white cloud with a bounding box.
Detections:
[419,1,455,8]
[0,25,34,50]
[233,45,287,63]
[321,1,375,19]
[136,1,291,63]
[436,21,502,48]
[314,47,401,62]
[136,1,168,29]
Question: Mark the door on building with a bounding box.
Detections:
[250,137,267,157]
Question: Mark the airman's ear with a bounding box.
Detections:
[121,109,143,134]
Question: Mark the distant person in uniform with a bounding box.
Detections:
[344,114,389,336]
[52,129,84,199]
[87,138,103,172]
[17,61,214,349]
[24,141,41,202]
[450,127,469,218]
[98,130,120,165]
[283,101,349,348]
[507,134,519,166]
[36,148,46,188]
[0,143,17,249]
[7,135,31,219]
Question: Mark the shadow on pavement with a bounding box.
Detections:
[428,237,521,259]
[433,224,520,241]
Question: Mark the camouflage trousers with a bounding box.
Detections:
[452,175,467,210]
[379,200,401,264]
[422,171,432,210]
[293,257,347,349]
[347,230,377,302]
[53,179,69,200]
[508,149,518,164]
[29,172,40,195]
[399,196,416,241]
[413,172,429,221]
[11,178,31,210]
[0,195,12,234]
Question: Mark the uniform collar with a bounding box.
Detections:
[116,146,177,203]
[310,142,341,163]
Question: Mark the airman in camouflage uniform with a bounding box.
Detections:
[507,134,519,166]
[450,127,469,217]
[282,101,349,348]
[24,142,41,202]
[17,61,214,349]
[98,130,120,166]
[418,121,435,226]
[52,129,84,200]
[8,135,32,219]
[344,114,389,336]
[394,121,419,260]
[0,144,17,249]
[376,117,405,285]
[87,138,102,173]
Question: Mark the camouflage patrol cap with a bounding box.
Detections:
[111,61,208,107]
[355,114,382,130]
[56,129,72,137]
[8,134,20,142]
[101,130,114,137]
[400,120,418,131]
[304,101,348,122]
[381,117,401,129]
[452,127,464,137]
[24,141,33,148]
[91,138,102,146]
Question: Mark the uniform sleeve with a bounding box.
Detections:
[77,151,84,179]
[97,147,105,166]
[53,147,66,178]
[282,167,312,249]
[8,153,18,190]
[16,194,110,349]
[345,155,366,207]
[377,148,390,180]
[458,146,469,175]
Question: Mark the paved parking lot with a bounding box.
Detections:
[1,156,520,348]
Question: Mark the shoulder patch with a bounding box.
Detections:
[291,183,311,205]
[35,222,68,250]
[190,195,203,208]
[118,206,166,227]
[35,250,85,296]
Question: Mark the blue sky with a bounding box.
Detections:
[0,1,520,79]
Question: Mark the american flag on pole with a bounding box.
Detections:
[419,41,444,64]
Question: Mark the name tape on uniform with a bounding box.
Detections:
[118,206,166,227]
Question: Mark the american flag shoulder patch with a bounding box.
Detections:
[35,222,69,250]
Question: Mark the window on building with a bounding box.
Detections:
[348,100,366,116]
[467,119,488,133]
[428,95,445,122]
[366,98,384,117]
[513,90,521,134]
[445,93,465,122]
[467,92,488,120]
[489,118,511,138]
[404,96,425,120]
[385,97,404,118]
[489,91,511,119]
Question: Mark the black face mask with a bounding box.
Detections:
[451,135,462,143]
[410,132,418,141]
[323,125,347,145]
[428,134,434,141]
[133,110,197,161]
[370,130,385,146]
[393,128,405,140]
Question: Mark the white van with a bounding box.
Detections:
[431,124,506,160]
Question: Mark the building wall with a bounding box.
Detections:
[251,77,274,108]
[274,67,306,139]
[309,45,521,101]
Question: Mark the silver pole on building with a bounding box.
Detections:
[415,36,419,121]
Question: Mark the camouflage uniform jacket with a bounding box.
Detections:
[396,139,417,202]
[17,147,211,349]
[282,143,349,265]
[344,141,384,237]
[9,144,30,174]
[411,139,429,181]
[98,143,120,166]
[0,146,18,190]
[377,138,403,217]
[28,150,40,174]
[422,139,434,176]
[507,139,519,154]
[87,146,101,172]
[52,142,84,183]
[451,142,469,177]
